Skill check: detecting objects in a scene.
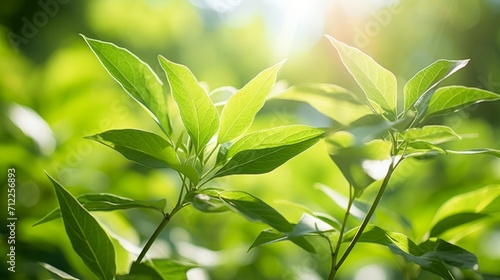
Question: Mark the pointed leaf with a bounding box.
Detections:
[227,125,325,158]
[214,138,320,178]
[424,86,500,120]
[419,239,478,270]
[275,83,372,125]
[403,125,461,145]
[430,185,500,236]
[326,35,397,118]
[218,61,284,143]
[218,190,293,232]
[46,173,116,280]
[81,35,171,134]
[34,193,166,226]
[404,59,469,114]
[86,129,199,183]
[289,213,335,238]
[158,56,219,152]
[248,229,288,251]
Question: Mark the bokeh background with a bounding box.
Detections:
[1,0,500,279]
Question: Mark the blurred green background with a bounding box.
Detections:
[1,0,499,279]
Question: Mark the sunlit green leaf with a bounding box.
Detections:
[423,86,500,120]
[227,125,325,158]
[275,83,372,125]
[158,56,219,152]
[86,129,199,183]
[289,213,335,237]
[81,35,171,135]
[39,263,78,280]
[403,125,461,145]
[430,185,500,236]
[326,35,397,118]
[218,190,293,232]
[403,59,469,115]
[218,61,284,143]
[151,259,197,280]
[46,173,116,280]
[214,138,320,178]
[248,229,288,251]
[34,193,166,226]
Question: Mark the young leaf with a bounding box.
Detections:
[429,185,500,236]
[288,213,335,238]
[403,59,469,114]
[158,56,219,153]
[227,125,325,158]
[325,35,397,118]
[214,138,320,178]
[45,173,116,280]
[86,129,199,183]
[402,125,461,145]
[185,189,230,213]
[275,83,372,125]
[34,193,166,226]
[81,35,171,135]
[218,190,293,232]
[423,86,500,120]
[218,61,284,143]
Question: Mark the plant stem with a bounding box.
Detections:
[135,203,185,263]
[328,186,355,280]
[334,160,398,271]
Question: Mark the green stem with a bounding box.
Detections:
[136,203,185,263]
[328,186,355,280]
[334,159,399,271]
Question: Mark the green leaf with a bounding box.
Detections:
[45,172,116,280]
[217,190,316,253]
[209,86,237,106]
[218,190,293,232]
[446,148,500,157]
[325,35,397,118]
[326,138,392,191]
[227,125,325,158]
[430,185,500,236]
[150,259,197,280]
[214,138,320,178]
[248,229,288,251]
[86,129,199,183]
[81,35,171,135]
[403,125,461,145]
[289,213,335,238]
[423,86,500,120]
[403,141,446,159]
[218,61,284,143]
[39,263,78,280]
[185,189,230,213]
[275,83,372,125]
[403,59,469,115]
[343,226,478,280]
[158,56,219,152]
[34,193,166,226]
